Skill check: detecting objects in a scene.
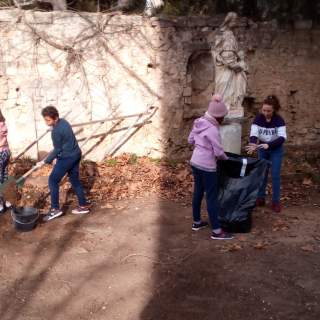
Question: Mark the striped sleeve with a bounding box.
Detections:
[268,137,285,149]
[250,124,259,138]
[249,116,260,143]
[268,116,287,149]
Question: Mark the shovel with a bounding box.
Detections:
[0,164,43,205]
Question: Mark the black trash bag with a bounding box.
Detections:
[217,152,270,233]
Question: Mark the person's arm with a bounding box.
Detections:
[266,137,285,149]
[207,128,228,160]
[267,125,287,150]
[245,119,260,154]
[188,129,195,145]
[249,123,259,144]
[45,130,63,164]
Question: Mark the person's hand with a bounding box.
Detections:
[245,144,257,155]
[258,144,269,150]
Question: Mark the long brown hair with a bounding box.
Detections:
[0,109,5,122]
[263,95,281,113]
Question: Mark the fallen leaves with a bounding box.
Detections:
[101,204,114,209]
[9,153,320,214]
[253,241,270,250]
[301,245,316,253]
[219,243,243,253]
[10,154,195,210]
[228,244,243,252]
[272,219,290,232]
[302,178,313,186]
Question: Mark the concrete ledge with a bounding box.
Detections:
[24,10,53,24]
[0,9,21,22]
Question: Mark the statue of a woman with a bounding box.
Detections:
[212,12,248,117]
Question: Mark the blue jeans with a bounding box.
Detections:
[258,147,283,203]
[191,166,220,230]
[49,153,87,209]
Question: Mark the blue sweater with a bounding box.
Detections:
[45,118,81,164]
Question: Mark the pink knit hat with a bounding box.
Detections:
[207,94,228,118]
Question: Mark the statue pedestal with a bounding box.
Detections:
[220,117,243,155]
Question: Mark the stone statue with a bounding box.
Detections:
[116,0,164,16]
[211,12,248,117]
[144,0,164,16]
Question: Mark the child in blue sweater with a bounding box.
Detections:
[37,106,90,221]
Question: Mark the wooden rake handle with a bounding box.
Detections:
[16,165,42,185]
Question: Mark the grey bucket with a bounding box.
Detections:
[11,207,39,232]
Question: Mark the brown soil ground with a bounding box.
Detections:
[1,191,320,320]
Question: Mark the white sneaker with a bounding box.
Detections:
[43,209,63,222]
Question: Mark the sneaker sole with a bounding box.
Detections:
[44,211,63,222]
[192,226,208,231]
[210,236,234,240]
[72,210,90,215]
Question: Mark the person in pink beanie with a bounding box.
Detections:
[188,94,233,240]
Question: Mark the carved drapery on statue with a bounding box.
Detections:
[116,0,164,16]
[211,12,248,117]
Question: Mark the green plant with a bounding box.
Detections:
[128,153,138,165]
[150,157,162,165]
[105,158,118,166]
[162,1,183,15]
[167,159,178,168]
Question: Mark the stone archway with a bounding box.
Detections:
[183,50,215,119]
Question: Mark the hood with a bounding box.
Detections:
[192,117,218,134]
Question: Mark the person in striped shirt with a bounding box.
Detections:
[246,95,287,213]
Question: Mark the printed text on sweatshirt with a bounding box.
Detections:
[249,114,287,149]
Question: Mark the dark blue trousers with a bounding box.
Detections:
[258,147,283,203]
[49,153,87,209]
[191,166,220,230]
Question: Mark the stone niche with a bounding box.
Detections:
[183,49,242,154]
[183,50,215,119]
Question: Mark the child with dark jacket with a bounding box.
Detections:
[37,106,90,221]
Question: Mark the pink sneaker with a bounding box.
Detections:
[271,202,281,213]
[256,198,266,207]
[211,231,234,240]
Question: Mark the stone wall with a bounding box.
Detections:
[0,9,319,162]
